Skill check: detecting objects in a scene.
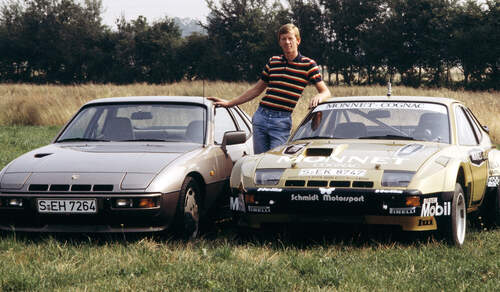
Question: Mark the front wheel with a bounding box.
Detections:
[440,183,467,247]
[175,176,201,240]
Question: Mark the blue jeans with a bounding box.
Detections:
[252,106,292,154]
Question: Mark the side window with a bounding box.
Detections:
[231,108,251,137]
[455,106,479,146]
[214,108,237,144]
[464,108,483,142]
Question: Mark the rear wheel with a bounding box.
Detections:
[441,183,467,247]
[176,176,200,239]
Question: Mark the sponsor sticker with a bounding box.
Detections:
[247,206,271,213]
[314,102,447,113]
[488,176,500,187]
[257,188,283,192]
[299,168,366,177]
[322,194,365,203]
[389,207,416,215]
[418,219,433,226]
[229,194,245,212]
[319,187,336,195]
[469,149,486,166]
[375,189,403,194]
[290,192,365,204]
[277,155,408,166]
[420,197,450,216]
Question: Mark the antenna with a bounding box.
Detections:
[387,81,392,97]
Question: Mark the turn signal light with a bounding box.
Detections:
[406,196,421,207]
[9,198,23,207]
[138,198,156,208]
[245,194,255,204]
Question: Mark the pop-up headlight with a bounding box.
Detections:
[382,170,415,187]
[254,169,285,185]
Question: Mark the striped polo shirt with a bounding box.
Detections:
[260,53,322,112]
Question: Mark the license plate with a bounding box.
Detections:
[37,199,97,214]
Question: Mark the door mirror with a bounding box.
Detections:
[221,131,246,153]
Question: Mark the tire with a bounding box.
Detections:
[440,183,467,247]
[176,176,201,240]
[482,186,500,227]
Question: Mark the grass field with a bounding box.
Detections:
[0,83,500,290]
[0,126,499,291]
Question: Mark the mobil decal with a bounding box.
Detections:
[420,197,451,217]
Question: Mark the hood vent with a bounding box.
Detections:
[305,148,333,156]
[34,153,53,158]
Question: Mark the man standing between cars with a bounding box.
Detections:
[209,23,331,154]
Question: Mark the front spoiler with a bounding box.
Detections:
[230,187,453,231]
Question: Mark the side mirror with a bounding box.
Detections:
[221,131,246,153]
[482,125,490,133]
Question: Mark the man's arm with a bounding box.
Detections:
[209,80,267,107]
[309,81,331,108]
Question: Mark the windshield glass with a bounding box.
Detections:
[292,101,450,143]
[57,103,207,143]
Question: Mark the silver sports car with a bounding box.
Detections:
[0,96,253,238]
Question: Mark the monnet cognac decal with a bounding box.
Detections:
[420,197,450,216]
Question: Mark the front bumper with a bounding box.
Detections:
[230,187,453,231]
[0,191,180,232]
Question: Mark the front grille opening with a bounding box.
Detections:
[307,180,328,187]
[285,180,305,187]
[71,184,92,192]
[29,184,48,191]
[93,185,113,192]
[50,184,70,191]
[330,181,350,187]
[305,148,333,156]
[353,181,374,188]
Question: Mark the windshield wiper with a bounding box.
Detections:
[359,135,416,141]
[122,139,170,142]
[294,136,334,140]
[57,138,110,143]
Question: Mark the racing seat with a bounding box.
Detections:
[102,117,134,141]
[185,120,204,143]
[334,122,367,138]
[413,113,449,142]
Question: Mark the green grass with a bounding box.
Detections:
[1,126,500,291]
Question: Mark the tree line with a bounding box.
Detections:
[0,0,498,90]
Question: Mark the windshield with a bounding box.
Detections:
[292,101,450,143]
[57,103,207,143]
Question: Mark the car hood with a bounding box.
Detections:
[256,140,445,172]
[4,142,201,174]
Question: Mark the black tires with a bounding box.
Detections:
[176,176,201,240]
[440,183,467,247]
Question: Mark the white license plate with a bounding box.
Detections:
[37,199,97,214]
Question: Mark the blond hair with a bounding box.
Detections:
[278,23,301,42]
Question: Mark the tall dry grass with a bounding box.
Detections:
[0,82,498,141]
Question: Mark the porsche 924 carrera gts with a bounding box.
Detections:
[0,96,253,238]
[229,96,500,246]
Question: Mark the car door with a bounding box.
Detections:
[454,105,488,204]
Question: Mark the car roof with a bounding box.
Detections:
[83,96,214,106]
[322,96,460,106]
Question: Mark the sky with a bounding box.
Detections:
[99,0,211,28]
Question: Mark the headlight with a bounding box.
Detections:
[382,170,415,187]
[254,169,285,185]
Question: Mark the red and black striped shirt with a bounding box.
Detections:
[260,53,322,112]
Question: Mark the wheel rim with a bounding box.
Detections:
[455,192,466,245]
[184,186,199,237]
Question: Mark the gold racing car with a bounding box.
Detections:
[229,96,500,246]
